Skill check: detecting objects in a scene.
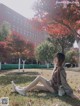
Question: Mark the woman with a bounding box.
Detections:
[11,53,79,99]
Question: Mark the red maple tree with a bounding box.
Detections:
[32,0,80,38]
[0,32,35,63]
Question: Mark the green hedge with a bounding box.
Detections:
[1,64,54,70]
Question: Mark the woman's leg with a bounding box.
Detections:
[29,84,48,92]
[24,76,54,93]
[11,76,54,95]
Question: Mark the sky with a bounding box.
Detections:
[0,0,37,19]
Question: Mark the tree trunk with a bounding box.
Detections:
[77,41,80,67]
[61,45,65,54]
[59,38,65,54]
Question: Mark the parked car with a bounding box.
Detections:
[65,63,77,68]
[65,63,72,68]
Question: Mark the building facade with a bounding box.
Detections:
[0,3,49,46]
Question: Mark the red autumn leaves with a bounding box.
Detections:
[32,0,80,38]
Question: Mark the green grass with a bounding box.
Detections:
[0,68,80,106]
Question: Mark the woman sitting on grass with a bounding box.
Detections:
[11,53,80,99]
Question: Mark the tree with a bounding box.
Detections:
[65,48,79,65]
[0,41,9,63]
[0,22,11,63]
[0,21,11,41]
[32,0,80,38]
[47,35,75,53]
[0,30,35,63]
[35,41,55,64]
[6,32,35,63]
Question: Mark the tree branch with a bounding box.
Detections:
[48,19,80,39]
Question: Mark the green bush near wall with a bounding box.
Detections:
[1,64,54,70]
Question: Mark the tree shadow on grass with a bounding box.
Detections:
[58,95,80,106]
[27,91,80,106]
[0,71,41,85]
[0,75,36,85]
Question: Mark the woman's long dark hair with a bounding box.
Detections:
[54,53,65,66]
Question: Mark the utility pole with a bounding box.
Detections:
[0,62,1,70]
[18,58,21,72]
[22,60,26,72]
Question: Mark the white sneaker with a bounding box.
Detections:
[11,81,23,92]
[15,86,26,96]
[11,81,17,92]
[11,81,26,96]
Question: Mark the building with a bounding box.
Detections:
[0,3,49,46]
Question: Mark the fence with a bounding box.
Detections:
[1,64,54,70]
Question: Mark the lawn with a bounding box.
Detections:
[0,68,80,106]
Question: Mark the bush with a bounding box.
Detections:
[65,49,79,65]
[35,41,55,64]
